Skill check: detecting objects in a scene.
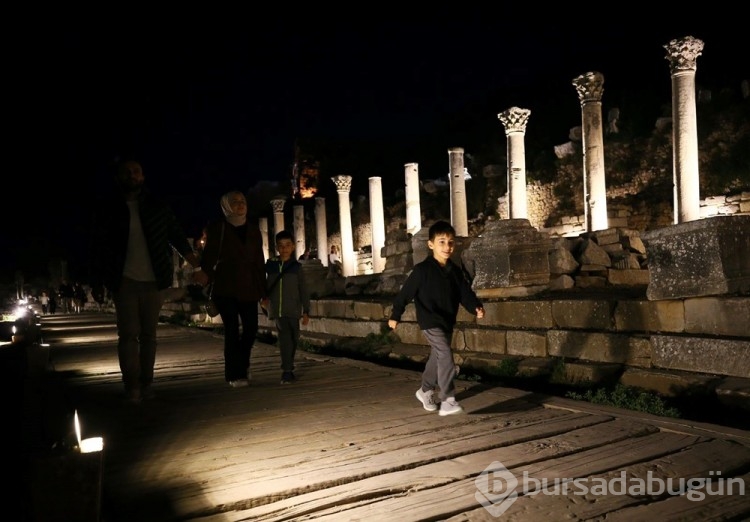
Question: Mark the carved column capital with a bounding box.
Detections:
[572,71,605,104]
[331,175,352,192]
[664,36,704,74]
[498,106,531,134]
[270,198,286,213]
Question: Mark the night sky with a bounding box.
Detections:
[7,12,745,284]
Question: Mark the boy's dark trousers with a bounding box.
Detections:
[275,317,300,372]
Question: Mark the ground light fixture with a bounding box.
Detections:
[74,410,104,453]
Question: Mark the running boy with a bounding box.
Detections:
[388,220,484,416]
[262,230,310,384]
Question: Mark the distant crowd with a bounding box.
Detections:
[32,279,109,315]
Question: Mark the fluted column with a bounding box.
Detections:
[270,198,286,255]
[293,204,305,260]
[448,147,469,236]
[331,175,355,277]
[497,107,531,219]
[404,162,422,235]
[314,197,328,266]
[368,176,386,273]
[665,36,704,223]
[572,71,609,232]
[259,216,270,262]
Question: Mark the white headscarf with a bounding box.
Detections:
[220,190,247,227]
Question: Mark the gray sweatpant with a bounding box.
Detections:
[421,327,456,402]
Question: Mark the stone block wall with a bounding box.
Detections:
[257,294,750,398]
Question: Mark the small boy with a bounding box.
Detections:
[388,220,484,416]
[262,230,311,384]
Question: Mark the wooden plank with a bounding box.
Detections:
[449,438,750,521]
[602,471,750,521]
[246,431,703,521]
[169,418,661,520]
[83,354,568,460]
[103,408,601,495]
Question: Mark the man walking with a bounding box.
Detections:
[90,157,207,404]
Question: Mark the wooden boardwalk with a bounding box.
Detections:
[29,313,750,521]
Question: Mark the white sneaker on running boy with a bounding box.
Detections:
[439,397,463,416]
[415,388,438,412]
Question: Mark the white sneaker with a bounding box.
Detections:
[439,397,464,416]
[415,388,438,412]
[229,379,249,388]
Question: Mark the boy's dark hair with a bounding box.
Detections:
[275,230,294,243]
[428,220,456,240]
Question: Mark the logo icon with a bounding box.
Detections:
[475,460,519,517]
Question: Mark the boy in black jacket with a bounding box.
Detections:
[388,221,484,416]
[262,230,310,384]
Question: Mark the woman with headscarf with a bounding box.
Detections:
[201,190,267,388]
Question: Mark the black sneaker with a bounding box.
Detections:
[141,386,156,401]
[281,372,294,384]
[123,389,141,406]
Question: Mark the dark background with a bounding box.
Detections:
[6,11,745,283]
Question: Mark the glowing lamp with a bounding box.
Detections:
[74,410,104,453]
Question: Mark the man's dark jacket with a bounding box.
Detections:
[90,188,194,292]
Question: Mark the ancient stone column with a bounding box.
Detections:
[270,198,286,255]
[448,147,469,236]
[172,248,181,288]
[572,71,609,232]
[293,204,305,260]
[369,176,386,273]
[315,197,328,267]
[331,175,355,277]
[404,162,422,236]
[664,36,704,223]
[259,216,270,262]
[497,107,531,219]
